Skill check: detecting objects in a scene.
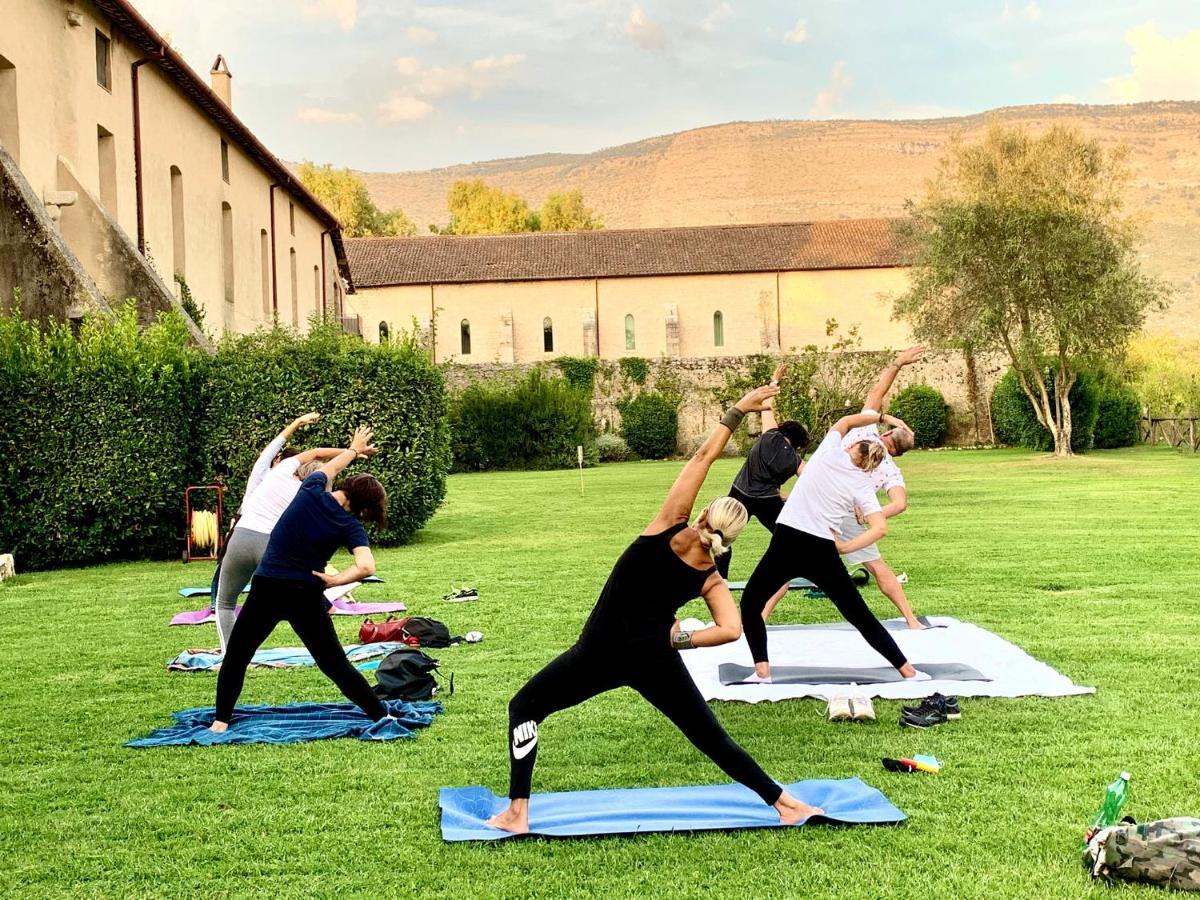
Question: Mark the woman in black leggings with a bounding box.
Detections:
[210,427,390,731]
[739,412,926,682]
[487,385,824,834]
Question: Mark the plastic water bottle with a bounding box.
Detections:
[1085,772,1131,844]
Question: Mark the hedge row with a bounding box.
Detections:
[0,307,450,571]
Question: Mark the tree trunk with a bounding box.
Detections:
[1051,365,1075,458]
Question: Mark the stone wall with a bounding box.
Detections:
[443,349,1008,451]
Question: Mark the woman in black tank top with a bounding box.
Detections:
[487,385,825,835]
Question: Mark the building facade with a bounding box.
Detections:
[0,0,351,333]
[344,220,915,362]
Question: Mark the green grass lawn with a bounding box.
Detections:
[3,446,1200,898]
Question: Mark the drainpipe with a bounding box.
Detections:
[130,57,154,253]
[429,284,436,364]
[319,229,329,322]
[268,184,279,317]
[775,271,782,350]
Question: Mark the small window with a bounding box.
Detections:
[379,322,390,343]
[220,202,234,305]
[713,310,724,347]
[289,248,298,325]
[624,314,635,350]
[289,202,295,236]
[543,317,554,353]
[220,139,229,183]
[460,319,471,356]
[95,31,111,90]
[259,228,270,315]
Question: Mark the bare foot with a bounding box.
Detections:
[754,662,772,680]
[486,799,529,834]
[209,721,229,734]
[774,792,824,825]
[906,620,928,631]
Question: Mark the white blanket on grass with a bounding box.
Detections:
[682,616,1095,703]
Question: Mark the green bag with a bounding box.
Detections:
[1085,817,1200,891]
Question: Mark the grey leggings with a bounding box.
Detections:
[215,527,270,651]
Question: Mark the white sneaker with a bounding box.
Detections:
[826,694,852,721]
[849,685,875,721]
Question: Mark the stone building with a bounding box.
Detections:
[344,219,915,361]
[0,0,352,338]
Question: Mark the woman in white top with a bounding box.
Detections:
[213,414,341,650]
[739,411,923,681]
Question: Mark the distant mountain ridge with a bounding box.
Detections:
[353,102,1200,336]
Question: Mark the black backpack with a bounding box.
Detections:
[401,616,454,649]
[373,648,451,701]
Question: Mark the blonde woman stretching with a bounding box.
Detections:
[487,385,824,835]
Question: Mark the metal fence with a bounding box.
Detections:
[1140,417,1200,452]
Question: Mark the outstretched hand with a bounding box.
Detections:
[735,384,780,413]
[895,346,926,367]
[771,362,790,385]
[293,412,321,428]
[349,426,378,457]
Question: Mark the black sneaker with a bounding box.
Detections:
[902,693,961,720]
[899,707,948,729]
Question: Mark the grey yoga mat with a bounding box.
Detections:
[718,661,991,686]
[767,616,941,633]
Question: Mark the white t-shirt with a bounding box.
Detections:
[236,457,303,535]
[777,430,882,540]
[842,409,905,493]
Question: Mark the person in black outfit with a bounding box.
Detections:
[718,364,809,609]
[210,427,390,732]
[486,385,824,835]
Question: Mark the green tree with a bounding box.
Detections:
[442,179,538,235]
[895,123,1169,457]
[296,161,416,237]
[540,190,603,232]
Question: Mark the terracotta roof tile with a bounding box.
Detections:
[346,219,910,288]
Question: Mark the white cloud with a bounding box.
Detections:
[783,18,807,44]
[296,106,361,124]
[1105,22,1200,102]
[406,25,439,45]
[810,60,851,117]
[625,5,665,52]
[302,0,357,30]
[1023,2,1041,21]
[700,2,732,34]
[392,53,526,100]
[378,94,434,123]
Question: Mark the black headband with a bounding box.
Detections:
[713,529,725,541]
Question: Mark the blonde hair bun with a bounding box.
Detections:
[698,496,749,558]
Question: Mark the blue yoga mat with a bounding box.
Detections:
[167,642,406,672]
[127,699,441,747]
[178,576,384,597]
[439,777,904,841]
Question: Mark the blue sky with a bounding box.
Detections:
[134,0,1200,172]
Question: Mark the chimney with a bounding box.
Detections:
[210,54,232,108]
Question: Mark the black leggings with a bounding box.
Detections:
[214,575,388,723]
[740,524,907,669]
[504,640,782,805]
[716,489,784,579]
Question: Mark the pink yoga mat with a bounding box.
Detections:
[168,599,405,626]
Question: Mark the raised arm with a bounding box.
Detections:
[318,426,378,484]
[863,346,925,413]
[761,361,789,433]
[246,412,320,493]
[294,447,345,465]
[831,411,888,437]
[646,385,779,532]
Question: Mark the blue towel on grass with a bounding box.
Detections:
[127,699,442,747]
[167,642,406,671]
[439,777,904,841]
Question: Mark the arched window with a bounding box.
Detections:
[460,319,471,355]
[379,321,390,343]
[624,314,635,350]
[713,310,724,347]
[169,166,185,279]
[543,317,554,353]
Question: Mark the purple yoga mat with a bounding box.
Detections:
[169,599,404,626]
[169,606,240,626]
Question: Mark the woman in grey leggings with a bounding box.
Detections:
[214,414,341,650]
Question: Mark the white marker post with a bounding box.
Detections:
[577,445,585,496]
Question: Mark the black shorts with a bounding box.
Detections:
[717,488,785,578]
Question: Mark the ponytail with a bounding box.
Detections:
[857,440,887,472]
[698,496,749,559]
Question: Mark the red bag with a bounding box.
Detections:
[359,616,411,644]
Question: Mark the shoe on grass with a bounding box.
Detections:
[849,684,875,721]
[442,586,479,603]
[899,706,949,729]
[902,693,961,720]
[826,694,852,722]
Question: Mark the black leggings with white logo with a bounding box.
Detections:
[740,524,907,668]
[504,640,782,804]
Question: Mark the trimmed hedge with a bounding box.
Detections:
[450,369,594,471]
[889,384,950,448]
[0,308,451,570]
[991,366,1099,452]
[619,391,678,459]
[595,432,632,462]
[1093,374,1142,449]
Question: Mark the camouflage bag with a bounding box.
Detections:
[1084,817,1200,891]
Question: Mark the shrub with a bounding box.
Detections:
[619,391,678,459]
[991,366,1099,452]
[1093,374,1142,449]
[554,356,599,393]
[619,357,650,385]
[595,432,632,463]
[450,369,594,471]
[1127,333,1200,416]
[889,384,950,448]
[193,321,451,544]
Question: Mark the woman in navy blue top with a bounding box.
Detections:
[211,427,389,731]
